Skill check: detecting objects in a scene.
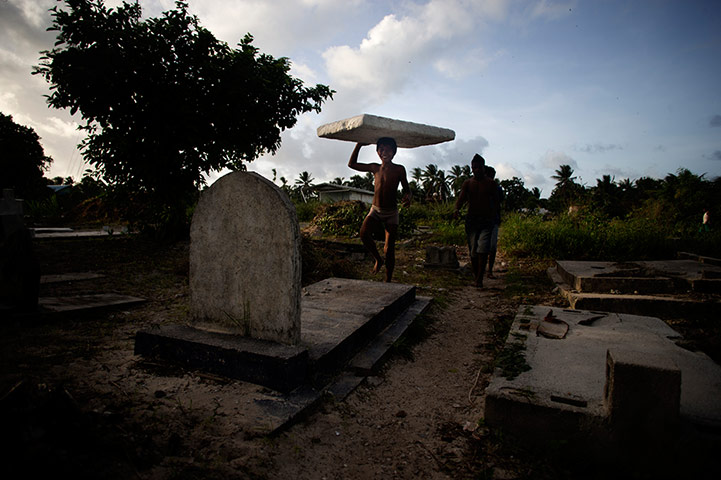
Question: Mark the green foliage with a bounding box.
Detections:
[25,195,61,223]
[499,212,683,261]
[310,201,416,239]
[294,199,321,222]
[0,112,53,199]
[311,201,368,237]
[34,0,333,238]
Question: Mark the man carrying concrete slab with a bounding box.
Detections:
[454,154,500,288]
[348,138,411,282]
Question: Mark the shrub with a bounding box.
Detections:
[311,201,416,239]
[498,212,683,261]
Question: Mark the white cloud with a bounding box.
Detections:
[540,150,577,170]
[530,0,575,21]
[38,116,80,138]
[322,0,511,104]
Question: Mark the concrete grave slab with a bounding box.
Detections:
[37,293,145,314]
[554,259,721,294]
[485,305,721,458]
[189,171,301,345]
[136,278,421,391]
[548,261,721,318]
[317,113,455,148]
[40,272,105,284]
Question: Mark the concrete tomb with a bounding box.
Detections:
[189,171,301,344]
[135,171,431,432]
[317,113,455,148]
[484,305,721,468]
[548,259,721,318]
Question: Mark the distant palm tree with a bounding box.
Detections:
[448,164,470,196]
[421,164,450,202]
[295,171,315,202]
[332,177,345,185]
[551,164,577,189]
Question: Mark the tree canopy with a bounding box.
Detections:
[0,112,53,199]
[33,0,333,235]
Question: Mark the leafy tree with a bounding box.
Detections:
[33,0,333,237]
[589,174,622,218]
[0,112,53,199]
[347,173,374,191]
[499,176,539,212]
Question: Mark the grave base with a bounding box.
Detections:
[134,278,431,407]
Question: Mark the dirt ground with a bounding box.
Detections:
[1,233,714,479]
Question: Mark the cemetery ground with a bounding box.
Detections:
[2,232,720,479]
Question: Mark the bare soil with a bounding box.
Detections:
[1,234,715,479]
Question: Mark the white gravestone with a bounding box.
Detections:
[189,172,301,345]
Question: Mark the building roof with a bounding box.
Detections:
[312,183,373,195]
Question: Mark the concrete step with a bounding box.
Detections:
[548,265,721,319]
[349,296,432,376]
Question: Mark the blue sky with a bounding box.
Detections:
[1,0,720,197]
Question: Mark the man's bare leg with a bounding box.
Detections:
[488,250,496,278]
[470,255,479,284]
[476,253,489,288]
[360,215,384,274]
[383,225,398,282]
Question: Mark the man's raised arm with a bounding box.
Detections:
[348,143,373,172]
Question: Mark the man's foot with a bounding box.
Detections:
[488,272,495,279]
[372,257,385,274]
[475,280,483,289]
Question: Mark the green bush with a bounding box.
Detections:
[311,201,416,239]
[294,200,321,222]
[498,212,685,261]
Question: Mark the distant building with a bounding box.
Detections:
[312,183,374,204]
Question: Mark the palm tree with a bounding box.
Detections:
[549,164,583,212]
[551,164,577,189]
[331,177,345,185]
[421,164,450,202]
[448,164,470,196]
[295,171,315,202]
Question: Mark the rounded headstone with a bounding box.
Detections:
[189,172,301,344]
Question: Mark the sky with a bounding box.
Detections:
[1,0,720,198]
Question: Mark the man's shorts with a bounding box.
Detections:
[489,223,500,251]
[465,216,495,256]
[366,205,399,226]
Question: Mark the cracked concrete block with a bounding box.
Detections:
[604,348,681,435]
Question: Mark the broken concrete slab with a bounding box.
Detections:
[548,261,721,318]
[554,259,721,294]
[317,113,455,148]
[485,305,721,463]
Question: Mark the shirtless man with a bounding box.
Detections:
[348,138,411,282]
[454,154,500,288]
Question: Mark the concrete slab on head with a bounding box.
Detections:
[317,113,455,148]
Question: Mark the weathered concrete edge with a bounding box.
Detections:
[134,324,309,393]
